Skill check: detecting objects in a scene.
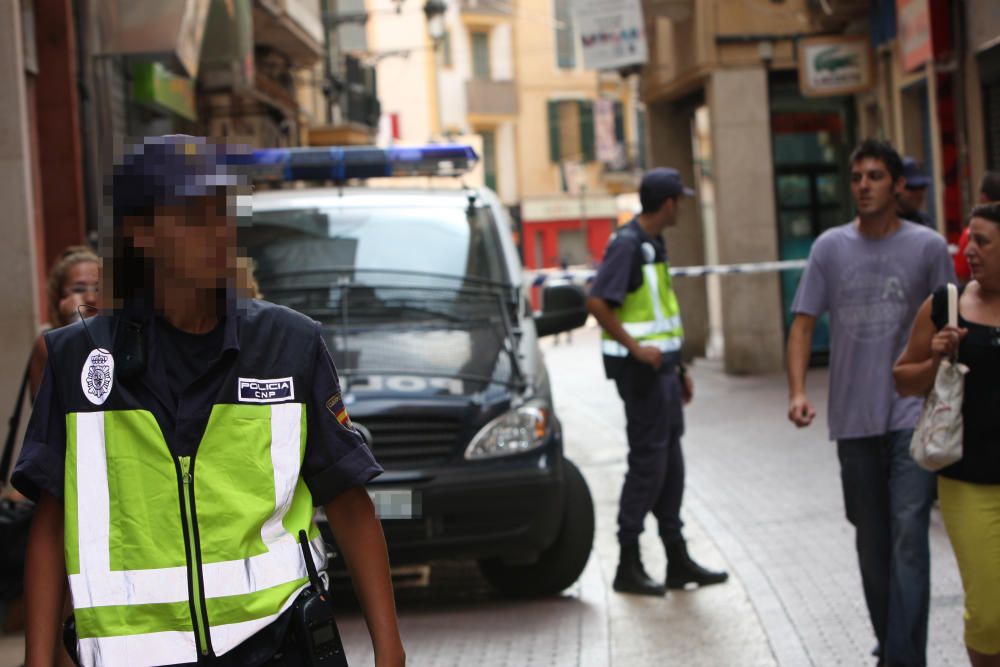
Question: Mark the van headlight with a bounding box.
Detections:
[464,403,550,460]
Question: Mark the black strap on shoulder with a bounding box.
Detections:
[1,361,31,486]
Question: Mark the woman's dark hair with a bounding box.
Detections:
[102,136,238,316]
[102,150,157,317]
[979,171,1000,203]
[970,202,1000,226]
[850,139,904,182]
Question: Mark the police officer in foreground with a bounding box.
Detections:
[586,168,728,596]
[13,136,405,666]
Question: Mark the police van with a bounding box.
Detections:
[241,145,594,596]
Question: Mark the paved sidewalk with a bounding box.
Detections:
[0,326,970,667]
[545,326,967,666]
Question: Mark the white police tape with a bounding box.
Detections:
[528,259,809,287]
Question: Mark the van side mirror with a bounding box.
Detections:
[534,283,588,337]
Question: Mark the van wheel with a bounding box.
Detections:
[478,459,594,597]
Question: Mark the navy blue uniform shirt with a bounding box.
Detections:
[589,218,680,379]
[13,299,382,666]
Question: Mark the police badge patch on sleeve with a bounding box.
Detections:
[325,392,353,430]
[81,348,114,405]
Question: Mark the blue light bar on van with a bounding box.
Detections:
[244,144,478,182]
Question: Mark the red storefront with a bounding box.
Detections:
[520,195,618,270]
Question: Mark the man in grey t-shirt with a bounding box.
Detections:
[786,139,955,667]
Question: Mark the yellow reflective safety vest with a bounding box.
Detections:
[48,307,326,667]
[601,234,684,359]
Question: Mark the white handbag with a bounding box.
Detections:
[910,283,968,472]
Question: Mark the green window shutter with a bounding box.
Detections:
[637,110,647,169]
[613,101,625,144]
[482,130,497,191]
[579,100,595,162]
[548,101,561,163]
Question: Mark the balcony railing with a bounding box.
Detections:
[460,0,512,16]
[466,79,517,117]
[253,0,323,65]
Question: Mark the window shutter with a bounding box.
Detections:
[637,110,647,169]
[613,101,625,144]
[579,100,595,162]
[548,101,561,163]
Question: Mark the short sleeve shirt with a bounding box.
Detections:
[13,308,382,505]
[589,219,679,378]
[12,303,381,667]
[791,221,956,440]
[589,219,658,308]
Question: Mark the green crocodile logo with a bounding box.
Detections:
[815,46,858,72]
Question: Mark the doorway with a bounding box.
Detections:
[770,80,856,360]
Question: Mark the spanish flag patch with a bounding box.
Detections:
[325,392,353,430]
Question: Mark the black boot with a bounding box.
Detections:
[664,539,728,590]
[613,542,666,596]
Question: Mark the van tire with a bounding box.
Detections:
[478,459,594,597]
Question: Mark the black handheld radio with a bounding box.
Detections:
[291,530,349,666]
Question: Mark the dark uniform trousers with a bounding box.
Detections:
[614,359,686,545]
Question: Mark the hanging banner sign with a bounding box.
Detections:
[798,35,874,98]
[897,0,932,72]
[573,0,648,71]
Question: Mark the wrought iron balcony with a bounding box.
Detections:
[466,79,517,117]
[460,0,512,17]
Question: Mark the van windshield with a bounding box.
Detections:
[243,204,508,290]
[241,202,519,388]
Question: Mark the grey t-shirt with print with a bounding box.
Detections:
[791,220,956,441]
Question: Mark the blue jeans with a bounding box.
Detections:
[837,430,936,667]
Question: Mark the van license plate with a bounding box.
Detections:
[368,488,419,519]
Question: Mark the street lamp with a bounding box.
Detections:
[423,0,448,43]
[423,0,448,139]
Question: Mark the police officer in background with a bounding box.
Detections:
[897,156,934,228]
[586,168,728,596]
[13,136,405,666]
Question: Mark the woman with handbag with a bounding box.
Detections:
[894,202,1000,666]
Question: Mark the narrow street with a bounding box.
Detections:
[332,324,968,666]
[0,326,973,667]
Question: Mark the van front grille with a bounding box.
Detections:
[356,416,464,469]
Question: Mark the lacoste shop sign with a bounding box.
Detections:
[798,36,874,98]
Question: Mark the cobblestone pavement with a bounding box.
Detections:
[538,325,967,667]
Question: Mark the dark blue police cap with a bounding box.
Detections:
[639,167,695,212]
[111,135,242,218]
[902,156,930,190]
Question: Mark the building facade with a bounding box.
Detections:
[638,0,1000,374]
[2,0,382,479]
[366,0,645,267]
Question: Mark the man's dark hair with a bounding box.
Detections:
[970,202,1000,227]
[980,171,1000,202]
[849,139,904,182]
